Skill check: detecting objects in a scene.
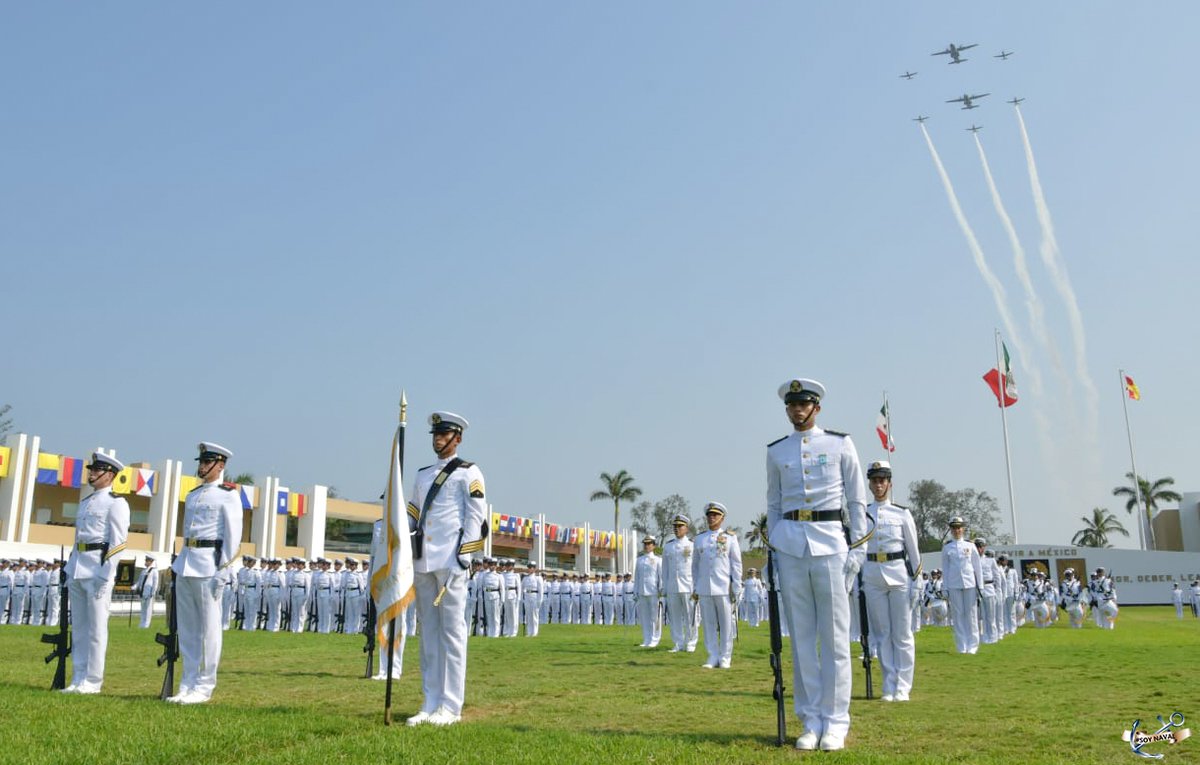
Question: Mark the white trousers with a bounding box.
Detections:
[264,589,283,631]
[698,595,734,666]
[864,578,915,697]
[523,596,541,636]
[664,592,696,650]
[30,587,48,626]
[637,596,661,646]
[68,577,113,690]
[177,576,224,698]
[414,569,469,716]
[947,587,979,653]
[139,593,155,628]
[776,552,851,740]
[502,598,518,636]
[484,595,500,637]
[242,591,261,631]
[288,590,307,632]
[979,589,998,644]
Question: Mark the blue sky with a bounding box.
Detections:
[4,3,1195,549]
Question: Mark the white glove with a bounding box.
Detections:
[842,555,862,594]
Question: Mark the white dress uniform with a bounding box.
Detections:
[977,552,999,644]
[313,567,335,633]
[64,469,130,693]
[599,577,617,625]
[28,564,50,626]
[862,498,921,700]
[135,562,160,628]
[10,565,29,624]
[502,569,521,636]
[1173,585,1184,619]
[263,565,284,631]
[634,549,662,647]
[0,565,13,624]
[238,564,262,631]
[940,535,983,654]
[480,568,501,636]
[1005,565,1020,634]
[169,446,243,703]
[579,578,594,625]
[766,410,867,746]
[521,571,543,636]
[661,533,697,652]
[343,566,365,633]
[405,416,488,723]
[743,575,764,627]
[622,577,637,625]
[289,566,310,632]
[692,516,743,669]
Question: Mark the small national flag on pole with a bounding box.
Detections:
[1124,375,1141,401]
[370,424,415,650]
[983,342,1019,407]
[875,401,895,452]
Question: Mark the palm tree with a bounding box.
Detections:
[1112,473,1182,550]
[1071,507,1128,548]
[746,513,769,552]
[589,470,642,574]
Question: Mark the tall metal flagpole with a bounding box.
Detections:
[1118,370,1148,550]
[882,390,895,471]
[383,391,406,725]
[994,330,1019,543]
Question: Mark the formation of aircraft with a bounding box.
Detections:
[1007,97,1025,106]
[994,50,1014,60]
[946,93,990,110]
[900,71,918,80]
[931,42,978,64]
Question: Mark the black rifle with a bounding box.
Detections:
[765,548,787,745]
[256,591,267,631]
[234,590,245,630]
[336,592,346,634]
[282,586,293,631]
[856,572,873,700]
[362,598,377,679]
[155,561,179,700]
[306,599,318,632]
[40,552,70,691]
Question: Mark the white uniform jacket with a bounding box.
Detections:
[692,528,743,599]
[407,457,488,573]
[863,500,921,587]
[661,537,694,595]
[940,539,983,590]
[634,553,661,597]
[65,489,130,581]
[766,427,867,559]
[173,481,243,578]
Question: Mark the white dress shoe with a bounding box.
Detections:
[795,731,819,751]
[881,694,895,702]
[406,710,434,727]
[427,707,461,726]
[60,685,80,694]
[701,662,716,669]
[894,691,910,702]
[177,692,210,705]
[75,686,101,695]
[667,647,680,653]
[718,659,731,669]
[820,734,846,751]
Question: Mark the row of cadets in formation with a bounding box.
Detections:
[0,558,63,626]
[1172,580,1200,618]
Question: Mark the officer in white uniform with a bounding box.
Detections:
[862,460,921,702]
[263,559,284,632]
[0,560,12,624]
[135,555,160,628]
[941,517,983,654]
[404,412,488,727]
[766,378,867,752]
[168,442,243,704]
[10,560,30,624]
[343,558,365,633]
[521,563,543,637]
[692,502,742,669]
[502,560,521,637]
[28,560,50,626]
[62,452,130,693]
[975,539,999,644]
[238,557,262,631]
[480,559,502,637]
[1172,583,1184,619]
[661,514,698,652]
[288,558,310,632]
[634,536,662,647]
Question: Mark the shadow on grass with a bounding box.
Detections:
[497,722,785,749]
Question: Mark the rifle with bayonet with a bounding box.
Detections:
[155,558,179,700]
[362,598,377,678]
[857,572,874,699]
[40,548,70,690]
[765,547,787,746]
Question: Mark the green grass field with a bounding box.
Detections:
[2,609,1196,764]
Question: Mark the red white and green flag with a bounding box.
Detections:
[983,342,1019,407]
[875,401,895,452]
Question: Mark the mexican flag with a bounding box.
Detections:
[983,342,1019,407]
[875,402,895,452]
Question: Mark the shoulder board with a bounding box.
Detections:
[109,491,119,498]
[724,529,736,536]
[893,502,909,510]
[767,436,788,447]
[457,461,475,468]
[219,482,238,491]
[188,484,205,493]
[823,429,849,437]
[418,464,435,472]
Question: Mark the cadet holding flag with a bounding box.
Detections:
[167,442,242,704]
[404,412,488,727]
[766,379,868,752]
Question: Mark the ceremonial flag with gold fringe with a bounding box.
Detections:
[370,425,415,649]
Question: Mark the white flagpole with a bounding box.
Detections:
[1118,369,1148,550]
[994,330,1018,543]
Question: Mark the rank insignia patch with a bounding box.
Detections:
[469,479,485,499]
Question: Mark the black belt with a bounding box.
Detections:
[291,585,306,589]
[984,580,995,585]
[246,584,258,589]
[868,551,906,563]
[185,538,221,548]
[486,588,500,592]
[269,585,281,588]
[783,509,841,522]
[76,542,106,552]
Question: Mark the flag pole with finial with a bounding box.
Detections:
[383,390,406,725]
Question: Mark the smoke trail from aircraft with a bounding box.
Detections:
[972,133,1066,395]
[1013,107,1101,432]
[920,124,1029,372]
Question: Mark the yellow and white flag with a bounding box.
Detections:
[370,425,414,647]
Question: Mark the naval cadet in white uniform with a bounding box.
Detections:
[661,514,698,653]
[634,536,662,647]
[404,412,488,727]
[862,460,921,702]
[168,442,243,704]
[941,517,983,654]
[766,378,868,752]
[135,555,159,629]
[63,452,130,694]
[692,502,743,669]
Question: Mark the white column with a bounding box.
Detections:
[251,476,273,557]
[147,458,176,552]
[17,435,40,543]
[583,522,591,576]
[484,503,493,558]
[536,513,546,568]
[164,461,183,553]
[0,434,30,542]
